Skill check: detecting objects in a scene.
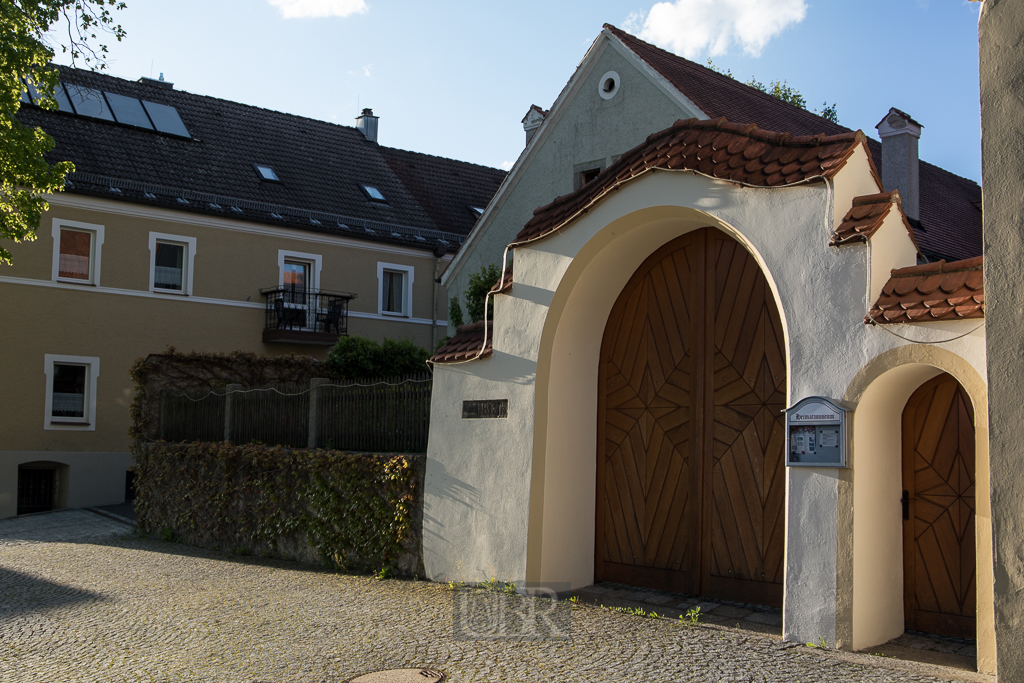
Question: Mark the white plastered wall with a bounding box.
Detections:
[844,341,992,670]
[425,156,987,650]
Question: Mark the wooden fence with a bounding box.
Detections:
[158,374,432,453]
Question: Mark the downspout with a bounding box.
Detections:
[431,246,448,348]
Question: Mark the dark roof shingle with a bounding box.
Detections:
[18,66,505,250]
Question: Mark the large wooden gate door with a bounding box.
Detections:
[902,374,976,638]
[596,228,786,606]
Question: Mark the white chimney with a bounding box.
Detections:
[876,108,922,221]
[356,108,379,143]
[522,105,547,146]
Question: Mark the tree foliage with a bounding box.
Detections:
[326,336,430,379]
[1,0,126,265]
[464,263,502,323]
[706,59,839,125]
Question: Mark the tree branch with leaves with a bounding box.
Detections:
[0,0,126,265]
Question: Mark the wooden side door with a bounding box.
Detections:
[596,228,786,606]
[902,374,976,638]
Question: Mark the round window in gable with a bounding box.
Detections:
[599,71,620,100]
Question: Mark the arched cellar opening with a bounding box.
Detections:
[595,227,786,606]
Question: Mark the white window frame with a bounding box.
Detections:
[277,250,322,290]
[51,218,105,285]
[377,262,415,318]
[148,232,197,296]
[277,250,323,330]
[43,354,100,431]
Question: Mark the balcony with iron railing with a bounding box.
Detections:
[260,287,357,345]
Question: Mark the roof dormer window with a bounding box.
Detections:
[361,184,386,202]
[254,164,280,182]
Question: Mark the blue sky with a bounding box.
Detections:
[55,1,983,182]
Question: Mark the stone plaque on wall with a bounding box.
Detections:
[462,399,508,419]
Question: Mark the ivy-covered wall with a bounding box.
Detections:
[133,442,425,575]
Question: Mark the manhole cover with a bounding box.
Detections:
[348,668,446,683]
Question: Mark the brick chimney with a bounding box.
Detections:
[356,108,379,143]
[875,108,922,221]
[522,105,547,146]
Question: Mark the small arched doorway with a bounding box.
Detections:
[902,373,976,638]
[595,227,786,606]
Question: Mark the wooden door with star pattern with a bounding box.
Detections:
[596,228,786,606]
[902,374,976,638]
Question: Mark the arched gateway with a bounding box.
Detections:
[596,227,786,606]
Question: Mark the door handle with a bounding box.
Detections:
[902,490,911,520]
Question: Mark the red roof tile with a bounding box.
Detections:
[489,263,513,294]
[830,190,919,252]
[430,321,493,363]
[514,117,866,244]
[604,24,982,263]
[867,256,984,325]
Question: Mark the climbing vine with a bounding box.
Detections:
[132,441,420,574]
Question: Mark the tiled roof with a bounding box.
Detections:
[515,117,865,244]
[830,190,918,250]
[430,321,492,363]
[604,24,982,263]
[379,147,507,247]
[489,263,513,294]
[867,256,984,324]
[18,66,505,251]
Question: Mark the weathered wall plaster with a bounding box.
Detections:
[980,0,1024,678]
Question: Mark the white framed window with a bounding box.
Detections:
[277,250,322,294]
[276,250,322,327]
[51,219,104,285]
[377,262,415,317]
[44,354,100,431]
[148,232,197,295]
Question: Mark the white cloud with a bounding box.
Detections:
[268,0,368,19]
[362,64,373,77]
[499,160,515,172]
[627,0,807,59]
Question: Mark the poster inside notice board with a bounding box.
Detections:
[786,397,848,468]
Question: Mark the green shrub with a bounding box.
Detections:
[326,336,429,379]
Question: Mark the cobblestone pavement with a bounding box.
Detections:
[0,510,992,683]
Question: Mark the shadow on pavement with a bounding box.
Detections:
[0,566,108,613]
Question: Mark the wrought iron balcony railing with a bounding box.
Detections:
[260,287,357,345]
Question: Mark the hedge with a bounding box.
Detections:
[133,441,424,575]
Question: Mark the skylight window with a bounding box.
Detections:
[361,184,386,202]
[254,164,280,182]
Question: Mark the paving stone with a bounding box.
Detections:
[577,584,612,596]
[641,593,675,605]
[745,612,783,626]
[713,605,754,619]
[0,509,979,683]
